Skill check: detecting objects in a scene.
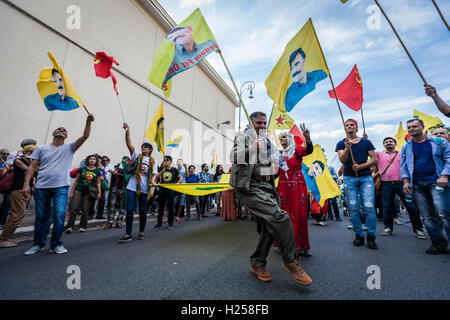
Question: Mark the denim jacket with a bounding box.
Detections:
[400,135,450,185]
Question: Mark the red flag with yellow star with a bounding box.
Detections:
[328,64,363,111]
[268,104,294,130]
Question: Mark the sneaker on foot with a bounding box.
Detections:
[362,224,368,231]
[250,265,272,282]
[394,218,403,225]
[0,240,18,248]
[281,261,312,286]
[65,227,73,234]
[79,228,86,233]
[381,227,392,236]
[167,224,174,230]
[336,217,342,221]
[118,235,132,243]
[137,233,145,240]
[318,221,327,226]
[24,245,44,256]
[415,230,427,240]
[353,234,365,246]
[152,224,162,229]
[347,224,353,230]
[425,245,448,254]
[50,245,68,254]
[103,223,113,230]
[366,235,378,249]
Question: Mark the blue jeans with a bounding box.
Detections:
[413,181,450,248]
[33,187,69,249]
[381,182,423,232]
[327,196,340,219]
[125,190,148,235]
[343,175,377,238]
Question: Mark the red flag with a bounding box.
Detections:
[328,64,363,111]
[94,52,119,95]
[289,124,305,145]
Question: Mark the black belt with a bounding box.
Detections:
[382,180,402,185]
[251,176,272,183]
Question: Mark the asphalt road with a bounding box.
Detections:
[0,212,448,300]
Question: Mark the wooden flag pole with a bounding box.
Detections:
[431,0,450,31]
[374,0,428,85]
[310,19,358,175]
[218,51,257,136]
[82,105,90,115]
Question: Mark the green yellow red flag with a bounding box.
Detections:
[145,102,165,154]
[148,8,219,98]
[265,18,329,113]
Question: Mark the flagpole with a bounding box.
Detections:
[267,103,275,131]
[218,51,257,136]
[309,18,358,175]
[360,106,366,135]
[82,105,90,115]
[374,0,428,85]
[431,0,450,31]
[116,94,126,123]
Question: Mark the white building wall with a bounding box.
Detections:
[0,0,236,170]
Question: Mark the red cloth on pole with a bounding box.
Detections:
[289,124,306,145]
[328,64,363,111]
[94,52,119,95]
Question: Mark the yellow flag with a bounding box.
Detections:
[413,109,442,132]
[394,121,408,151]
[302,145,341,206]
[36,52,84,111]
[265,18,329,112]
[148,8,219,98]
[157,183,232,196]
[145,102,165,154]
[268,104,294,131]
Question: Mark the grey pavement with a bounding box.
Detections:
[0,210,448,300]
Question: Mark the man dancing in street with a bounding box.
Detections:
[230,111,312,286]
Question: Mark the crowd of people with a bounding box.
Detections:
[0,100,448,287]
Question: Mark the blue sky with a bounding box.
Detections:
[160,0,450,164]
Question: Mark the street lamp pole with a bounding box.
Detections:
[238,81,255,132]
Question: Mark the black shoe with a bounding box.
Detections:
[118,235,132,243]
[366,235,378,250]
[336,217,342,221]
[426,245,448,254]
[353,234,365,246]
[328,216,334,221]
[137,233,145,240]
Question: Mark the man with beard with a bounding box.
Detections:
[43,69,80,111]
[230,111,312,286]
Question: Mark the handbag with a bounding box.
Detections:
[123,158,138,175]
[0,169,14,193]
[82,168,99,199]
[101,179,109,191]
[374,152,399,191]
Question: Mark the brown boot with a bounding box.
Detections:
[282,261,312,286]
[250,266,272,282]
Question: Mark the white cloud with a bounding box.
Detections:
[180,0,216,8]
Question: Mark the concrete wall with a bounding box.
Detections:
[0,0,236,170]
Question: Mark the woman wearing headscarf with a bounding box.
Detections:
[277,124,314,256]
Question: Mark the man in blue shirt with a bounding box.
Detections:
[284,48,327,112]
[198,163,213,217]
[336,119,378,249]
[401,118,450,254]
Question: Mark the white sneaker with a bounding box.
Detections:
[318,221,327,226]
[24,245,44,256]
[79,228,86,233]
[416,230,427,240]
[347,224,353,229]
[382,227,392,236]
[50,245,68,254]
[394,218,403,225]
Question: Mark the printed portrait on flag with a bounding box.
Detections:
[149,9,219,98]
[37,52,84,112]
[285,48,327,112]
